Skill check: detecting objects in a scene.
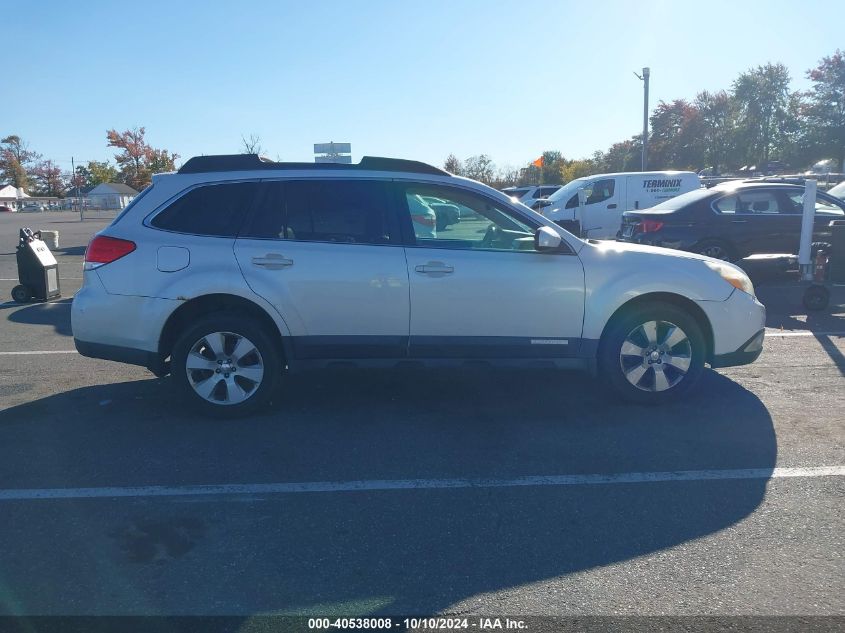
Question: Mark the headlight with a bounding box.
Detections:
[704,260,755,296]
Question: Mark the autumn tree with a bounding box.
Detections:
[540,150,566,184]
[493,165,521,188]
[106,127,179,190]
[463,154,496,184]
[560,158,600,183]
[82,160,119,188]
[602,138,641,173]
[647,99,704,169]
[443,153,463,175]
[804,49,845,170]
[0,135,40,189]
[31,160,65,197]
[694,91,736,173]
[732,63,793,167]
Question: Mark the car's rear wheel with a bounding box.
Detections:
[695,240,735,262]
[599,302,706,404]
[172,313,281,417]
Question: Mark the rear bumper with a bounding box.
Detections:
[74,339,167,376]
[710,329,765,368]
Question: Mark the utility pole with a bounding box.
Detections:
[635,67,650,170]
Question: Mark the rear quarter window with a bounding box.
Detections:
[150,181,259,237]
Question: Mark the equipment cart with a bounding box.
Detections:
[803,219,845,311]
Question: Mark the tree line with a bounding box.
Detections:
[0,127,178,197]
[3,49,841,196]
[444,49,845,187]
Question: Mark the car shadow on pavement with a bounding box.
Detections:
[0,367,776,615]
[3,297,72,336]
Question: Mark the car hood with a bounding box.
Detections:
[588,238,743,269]
[579,239,744,302]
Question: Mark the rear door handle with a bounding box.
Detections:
[607,203,617,209]
[252,253,293,269]
[731,220,748,224]
[415,262,454,274]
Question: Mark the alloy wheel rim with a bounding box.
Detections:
[619,320,692,392]
[185,331,264,405]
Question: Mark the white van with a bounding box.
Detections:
[538,171,701,239]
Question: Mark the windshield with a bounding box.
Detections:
[545,178,590,204]
[827,180,845,200]
[648,187,711,210]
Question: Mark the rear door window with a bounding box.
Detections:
[242,179,398,245]
[151,181,258,236]
[714,191,784,215]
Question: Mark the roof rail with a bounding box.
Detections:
[177,154,449,176]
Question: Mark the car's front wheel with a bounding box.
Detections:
[599,302,706,404]
[171,313,281,417]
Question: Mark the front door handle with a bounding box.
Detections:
[252,253,294,269]
[415,262,454,275]
[731,219,748,224]
[607,203,618,209]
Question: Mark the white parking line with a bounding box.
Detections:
[0,466,842,502]
[766,331,845,337]
[0,350,77,356]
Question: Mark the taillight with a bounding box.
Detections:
[640,219,664,233]
[84,235,136,270]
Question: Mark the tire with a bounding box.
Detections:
[803,285,829,312]
[599,302,706,405]
[11,285,31,303]
[171,312,282,418]
[694,239,735,262]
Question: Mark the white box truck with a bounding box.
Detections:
[538,171,701,239]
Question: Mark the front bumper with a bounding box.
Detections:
[696,288,766,366]
[710,329,765,368]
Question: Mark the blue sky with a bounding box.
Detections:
[5,0,844,173]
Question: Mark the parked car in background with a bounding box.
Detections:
[73,154,765,416]
[0,206,14,213]
[618,182,845,261]
[538,171,701,239]
[20,202,46,212]
[421,195,461,231]
[502,185,561,210]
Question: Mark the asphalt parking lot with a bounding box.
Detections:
[0,211,843,618]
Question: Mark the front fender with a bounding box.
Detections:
[579,242,733,341]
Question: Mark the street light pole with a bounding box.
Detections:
[641,67,650,171]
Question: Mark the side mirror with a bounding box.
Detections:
[535,199,553,209]
[535,226,563,251]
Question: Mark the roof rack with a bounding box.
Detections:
[177,154,449,176]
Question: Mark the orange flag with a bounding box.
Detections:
[532,156,544,168]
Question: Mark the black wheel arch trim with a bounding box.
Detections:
[597,293,715,364]
[157,293,292,371]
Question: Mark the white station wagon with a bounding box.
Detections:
[72,155,766,416]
